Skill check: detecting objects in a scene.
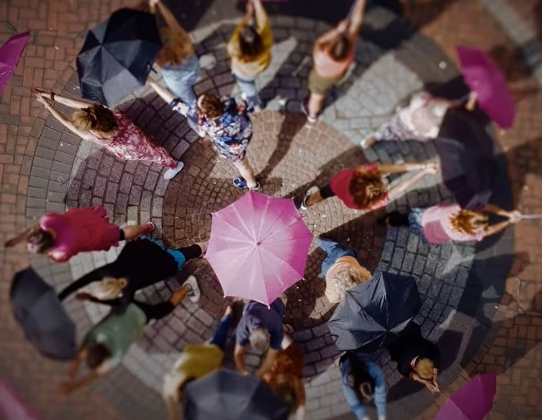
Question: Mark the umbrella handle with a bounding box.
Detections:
[520,214,542,219]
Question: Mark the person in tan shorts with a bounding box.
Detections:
[302,0,367,123]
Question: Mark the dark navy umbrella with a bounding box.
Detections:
[76,8,162,106]
[10,267,77,360]
[327,271,421,352]
[184,370,289,420]
[436,109,496,209]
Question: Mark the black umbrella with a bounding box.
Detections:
[184,370,289,420]
[10,267,77,360]
[327,271,421,352]
[436,109,496,209]
[76,8,162,106]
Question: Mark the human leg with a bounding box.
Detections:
[233,157,259,190]
[234,75,263,109]
[209,306,233,350]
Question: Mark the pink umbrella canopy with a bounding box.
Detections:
[0,31,31,95]
[435,373,497,420]
[206,191,313,305]
[456,45,515,129]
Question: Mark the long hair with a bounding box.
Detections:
[348,168,387,209]
[238,25,264,60]
[71,104,117,134]
[155,28,192,67]
[449,209,488,234]
[27,229,55,253]
[329,33,352,61]
[329,266,371,301]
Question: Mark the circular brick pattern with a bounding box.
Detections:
[25,10,513,420]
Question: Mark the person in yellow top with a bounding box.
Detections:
[227,0,273,111]
[318,237,372,304]
[162,306,233,420]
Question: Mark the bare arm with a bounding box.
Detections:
[155,0,191,43]
[5,225,38,248]
[374,162,426,175]
[255,348,278,377]
[234,344,247,374]
[66,347,87,381]
[483,220,512,238]
[32,89,96,109]
[39,98,93,140]
[252,0,268,31]
[347,0,366,38]
[148,79,176,104]
[315,25,345,49]
[483,203,511,218]
[387,170,430,202]
[166,396,180,420]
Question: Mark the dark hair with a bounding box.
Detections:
[72,104,117,133]
[274,380,298,414]
[330,34,352,61]
[27,229,55,253]
[86,343,111,369]
[239,25,263,59]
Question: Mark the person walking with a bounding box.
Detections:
[4,206,153,263]
[149,80,260,190]
[30,89,184,180]
[227,0,273,111]
[301,161,438,211]
[340,350,387,420]
[302,0,366,123]
[162,306,233,420]
[317,237,372,304]
[57,236,207,309]
[59,276,200,396]
[361,90,477,149]
[149,0,201,133]
[262,332,306,420]
[378,203,522,245]
[234,297,286,377]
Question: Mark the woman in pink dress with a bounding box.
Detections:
[30,89,184,180]
[4,206,154,263]
[378,203,522,245]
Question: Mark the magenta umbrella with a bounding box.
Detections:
[0,31,31,95]
[435,373,497,420]
[456,45,515,129]
[206,192,313,305]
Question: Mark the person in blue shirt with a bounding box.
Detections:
[340,351,387,420]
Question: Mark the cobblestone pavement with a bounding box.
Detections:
[1,0,542,420]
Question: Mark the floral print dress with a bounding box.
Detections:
[171,97,253,163]
[97,112,177,169]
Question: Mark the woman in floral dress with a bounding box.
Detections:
[149,80,259,190]
[31,89,184,180]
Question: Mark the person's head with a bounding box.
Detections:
[86,343,111,369]
[449,209,489,234]
[249,327,270,353]
[155,28,192,67]
[27,229,55,253]
[330,266,371,301]
[71,104,117,135]
[91,277,128,300]
[274,378,299,414]
[414,357,434,380]
[238,25,263,59]
[348,169,387,209]
[197,93,225,120]
[329,33,352,61]
[345,366,375,404]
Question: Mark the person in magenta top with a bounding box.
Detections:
[301,161,438,211]
[301,0,366,123]
[4,206,154,263]
[379,203,523,245]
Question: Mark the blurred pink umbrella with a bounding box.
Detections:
[0,31,31,95]
[434,373,497,420]
[206,191,313,305]
[456,45,515,129]
[0,382,40,420]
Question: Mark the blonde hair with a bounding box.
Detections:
[91,277,127,300]
[415,358,434,380]
[348,168,387,209]
[330,266,371,300]
[71,104,116,134]
[155,28,193,67]
[449,209,488,234]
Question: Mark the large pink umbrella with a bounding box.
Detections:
[206,192,313,305]
[0,31,31,95]
[456,45,515,129]
[434,373,497,420]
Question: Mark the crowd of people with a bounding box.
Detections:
[5,0,524,419]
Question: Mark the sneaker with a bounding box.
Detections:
[300,101,317,124]
[185,275,200,303]
[163,161,184,180]
[233,177,261,191]
[300,186,319,210]
[360,135,377,149]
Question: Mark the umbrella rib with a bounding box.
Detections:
[214,213,255,242]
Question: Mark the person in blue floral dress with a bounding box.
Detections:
[149,80,260,190]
